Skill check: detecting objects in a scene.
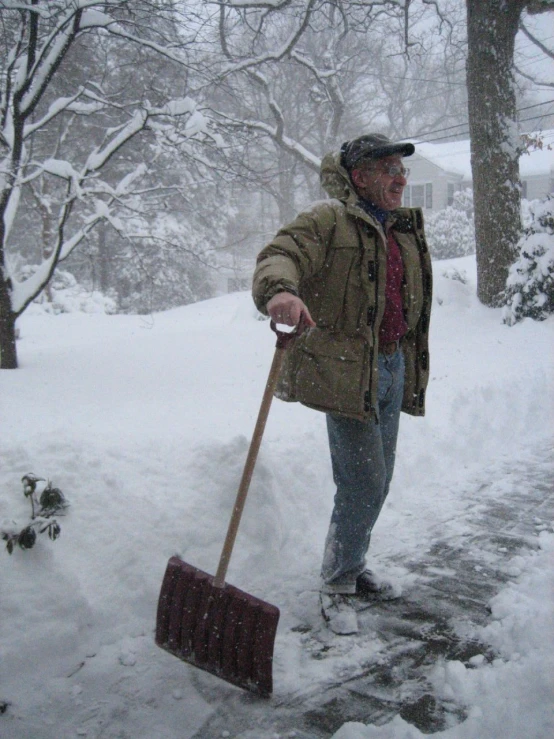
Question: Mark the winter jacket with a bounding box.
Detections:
[252,150,432,421]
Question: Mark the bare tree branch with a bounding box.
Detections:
[519,21,554,60]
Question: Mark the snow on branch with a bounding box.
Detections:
[17,6,84,115]
[41,159,84,195]
[85,110,147,171]
[217,0,318,78]
[115,164,148,197]
[85,97,212,172]
[218,112,321,171]
[0,1,49,14]
[22,90,101,138]
[289,50,340,80]
[5,89,217,316]
[221,1,296,7]
[79,8,113,30]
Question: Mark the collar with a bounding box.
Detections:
[358,198,390,227]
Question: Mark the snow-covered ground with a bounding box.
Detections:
[1,256,553,738]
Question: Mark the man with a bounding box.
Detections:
[252,134,432,634]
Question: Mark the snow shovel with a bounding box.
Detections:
[156,322,298,697]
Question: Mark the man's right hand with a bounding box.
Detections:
[266,292,316,331]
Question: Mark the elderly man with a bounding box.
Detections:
[252,134,432,634]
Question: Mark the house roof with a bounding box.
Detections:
[412,129,554,180]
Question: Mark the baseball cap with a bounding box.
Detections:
[341,134,415,171]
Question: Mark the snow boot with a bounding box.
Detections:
[320,592,359,635]
[355,570,402,602]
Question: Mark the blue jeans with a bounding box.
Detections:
[321,349,405,594]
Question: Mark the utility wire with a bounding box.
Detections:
[416,114,553,146]
[408,98,554,144]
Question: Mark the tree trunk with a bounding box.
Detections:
[97,222,111,294]
[0,279,18,369]
[465,0,525,307]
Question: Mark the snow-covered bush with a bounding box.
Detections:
[503,196,554,325]
[111,213,215,314]
[426,189,476,259]
[23,268,116,315]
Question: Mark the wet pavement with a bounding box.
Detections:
[191,449,554,738]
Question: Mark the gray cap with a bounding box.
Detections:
[340,133,415,171]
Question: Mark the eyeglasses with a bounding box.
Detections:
[377,164,410,178]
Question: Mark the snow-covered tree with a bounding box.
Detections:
[465,0,554,307]
[210,0,468,225]
[503,196,554,324]
[0,0,222,368]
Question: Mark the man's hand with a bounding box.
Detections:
[266,292,316,331]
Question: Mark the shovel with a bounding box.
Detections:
[155,322,297,697]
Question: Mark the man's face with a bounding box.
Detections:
[351,155,408,211]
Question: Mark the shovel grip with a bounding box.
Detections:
[213,322,298,588]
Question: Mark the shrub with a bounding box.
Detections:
[23,268,116,315]
[425,189,476,260]
[503,196,554,325]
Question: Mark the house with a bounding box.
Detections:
[404,130,554,213]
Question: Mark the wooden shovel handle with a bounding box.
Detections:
[213,322,298,588]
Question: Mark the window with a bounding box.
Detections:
[403,183,433,209]
[425,183,433,209]
[447,182,455,206]
[411,184,425,208]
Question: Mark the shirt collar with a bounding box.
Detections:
[358,198,390,226]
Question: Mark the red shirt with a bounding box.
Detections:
[379,231,408,345]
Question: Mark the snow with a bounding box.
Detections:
[159,97,197,118]
[85,111,147,172]
[80,9,113,29]
[1,255,553,738]
[41,158,83,183]
[414,130,554,179]
[336,533,554,738]
[114,164,147,196]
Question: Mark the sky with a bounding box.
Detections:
[516,10,554,103]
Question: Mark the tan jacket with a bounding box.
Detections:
[252,151,432,421]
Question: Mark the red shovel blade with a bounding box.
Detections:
[156,556,279,697]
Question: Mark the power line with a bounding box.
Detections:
[416,114,553,146]
[413,114,554,156]
[520,98,554,111]
[407,98,554,143]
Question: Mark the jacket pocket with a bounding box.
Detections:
[294,330,366,416]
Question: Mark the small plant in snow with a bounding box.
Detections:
[504,196,554,325]
[1,474,69,554]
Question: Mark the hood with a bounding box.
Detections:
[320,150,355,202]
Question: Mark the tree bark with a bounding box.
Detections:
[97,222,111,294]
[0,279,18,369]
[465,0,526,307]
